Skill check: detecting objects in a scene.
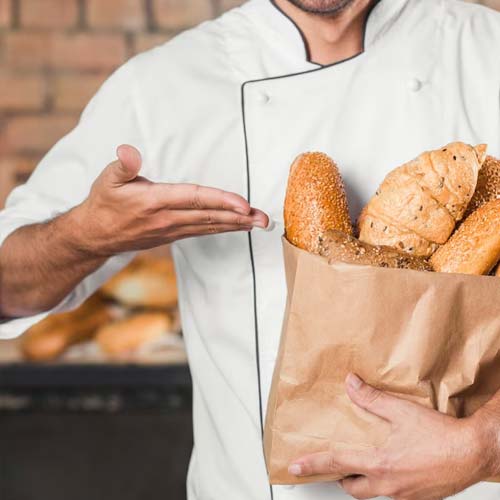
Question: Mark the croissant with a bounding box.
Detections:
[358,142,487,257]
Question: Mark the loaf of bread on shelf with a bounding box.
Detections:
[318,230,432,271]
[96,312,172,356]
[100,255,177,309]
[430,199,500,275]
[21,295,113,361]
[284,152,352,254]
[358,142,487,257]
[464,155,500,218]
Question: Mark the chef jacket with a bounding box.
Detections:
[1,0,500,498]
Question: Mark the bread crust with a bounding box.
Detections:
[359,142,485,257]
[318,230,432,272]
[96,312,172,356]
[464,155,500,218]
[21,295,113,361]
[430,199,500,275]
[284,152,352,254]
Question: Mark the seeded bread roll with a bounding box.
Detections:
[284,152,352,254]
[430,199,500,275]
[359,142,487,257]
[464,155,500,218]
[319,230,432,271]
[96,312,172,356]
[21,295,113,361]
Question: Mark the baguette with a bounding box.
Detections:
[319,230,432,271]
[101,256,177,309]
[284,152,352,254]
[96,312,172,356]
[21,295,113,361]
[359,142,486,257]
[430,199,500,275]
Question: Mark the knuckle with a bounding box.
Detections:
[372,452,392,477]
[326,455,338,473]
[191,185,203,209]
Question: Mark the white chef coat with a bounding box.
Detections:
[1,0,500,498]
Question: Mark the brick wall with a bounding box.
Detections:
[0,0,498,208]
[0,0,245,207]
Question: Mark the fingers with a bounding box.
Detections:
[164,208,268,229]
[151,183,253,216]
[288,449,372,478]
[346,373,409,422]
[339,476,374,500]
[173,223,254,240]
[112,144,142,183]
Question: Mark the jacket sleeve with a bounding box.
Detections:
[0,58,149,339]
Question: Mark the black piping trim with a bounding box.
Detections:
[241,3,381,498]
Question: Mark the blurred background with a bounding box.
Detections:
[0,1,498,499]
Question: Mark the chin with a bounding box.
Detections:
[284,0,357,15]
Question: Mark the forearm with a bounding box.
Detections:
[0,205,106,318]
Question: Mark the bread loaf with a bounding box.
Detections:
[359,142,487,257]
[284,152,352,253]
[96,312,172,356]
[430,199,500,275]
[101,256,177,309]
[21,295,113,361]
[464,155,500,218]
[319,230,432,271]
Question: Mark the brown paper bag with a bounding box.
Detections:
[264,237,500,485]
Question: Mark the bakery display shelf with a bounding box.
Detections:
[0,363,192,414]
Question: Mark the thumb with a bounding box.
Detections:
[110,144,142,184]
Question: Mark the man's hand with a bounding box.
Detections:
[72,144,269,256]
[0,144,269,317]
[288,374,500,500]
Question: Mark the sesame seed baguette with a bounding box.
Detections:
[284,152,352,254]
[464,155,500,218]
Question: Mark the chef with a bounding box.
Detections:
[1,0,500,499]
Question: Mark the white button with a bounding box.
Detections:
[409,78,423,92]
[257,91,271,104]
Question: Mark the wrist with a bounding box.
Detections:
[470,410,500,478]
[58,203,111,260]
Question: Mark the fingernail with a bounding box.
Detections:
[253,220,267,229]
[288,464,302,476]
[347,373,363,390]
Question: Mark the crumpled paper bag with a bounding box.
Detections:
[264,237,500,485]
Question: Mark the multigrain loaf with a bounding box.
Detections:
[430,199,500,275]
[464,155,500,218]
[284,152,352,254]
[318,230,432,271]
[359,142,487,257]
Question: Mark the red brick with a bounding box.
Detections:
[152,0,214,30]
[87,0,146,30]
[5,33,127,71]
[53,73,108,112]
[0,72,46,111]
[0,115,78,154]
[0,0,11,27]
[19,0,78,28]
[132,33,172,54]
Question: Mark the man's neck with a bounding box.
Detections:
[274,0,376,65]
